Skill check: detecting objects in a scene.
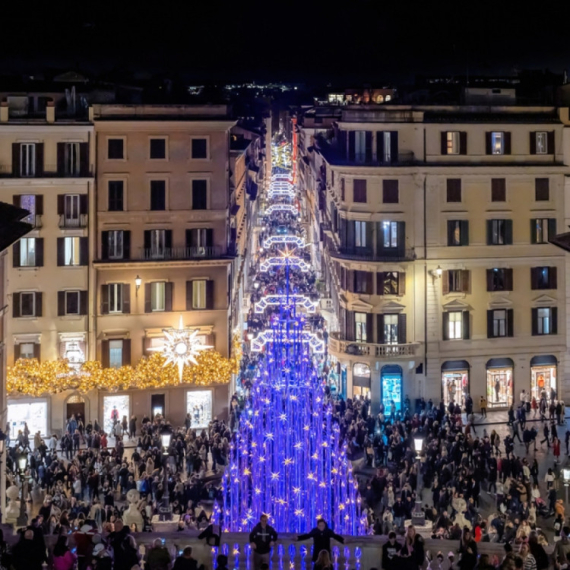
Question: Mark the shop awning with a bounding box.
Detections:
[441,360,470,371]
[486,357,514,369]
[353,376,371,388]
[530,355,558,366]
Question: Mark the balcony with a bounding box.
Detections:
[22,214,42,229]
[59,214,88,229]
[329,244,416,263]
[329,332,420,358]
[138,246,225,261]
[0,165,92,178]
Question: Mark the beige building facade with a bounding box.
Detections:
[0,100,95,437]
[91,105,237,431]
[299,101,570,413]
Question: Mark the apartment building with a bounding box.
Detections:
[92,105,237,431]
[0,99,95,436]
[298,93,570,413]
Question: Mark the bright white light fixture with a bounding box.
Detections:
[563,468,570,482]
[161,432,171,449]
[149,316,212,381]
[414,437,423,454]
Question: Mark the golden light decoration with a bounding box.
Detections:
[7,331,242,397]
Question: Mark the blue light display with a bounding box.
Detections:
[219,146,367,535]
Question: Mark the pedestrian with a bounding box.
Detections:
[480,396,487,419]
[382,531,402,570]
[249,514,277,570]
[297,519,344,563]
[173,546,198,570]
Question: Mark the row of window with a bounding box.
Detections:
[101,228,214,260]
[107,179,208,211]
[340,129,555,164]
[12,290,88,318]
[106,137,209,160]
[12,142,89,177]
[447,218,556,246]
[345,307,557,344]
[337,217,555,252]
[343,176,551,205]
[100,280,214,314]
[446,177,550,203]
[339,267,557,296]
[441,267,557,293]
[11,280,216,318]
[14,237,88,268]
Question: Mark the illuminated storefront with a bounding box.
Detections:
[8,400,48,438]
[103,395,130,435]
[441,360,470,407]
[186,390,213,428]
[352,362,371,399]
[530,355,557,401]
[486,358,514,409]
[381,364,402,412]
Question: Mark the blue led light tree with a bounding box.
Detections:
[219,156,367,535]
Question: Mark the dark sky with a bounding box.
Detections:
[1,1,569,83]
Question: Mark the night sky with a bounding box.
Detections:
[1,1,569,83]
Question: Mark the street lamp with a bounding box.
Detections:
[159,427,173,521]
[563,468,570,506]
[135,275,142,296]
[412,435,425,526]
[16,451,28,528]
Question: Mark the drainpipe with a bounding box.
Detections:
[423,128,428,385]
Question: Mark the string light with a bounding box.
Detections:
[7,332,242,396]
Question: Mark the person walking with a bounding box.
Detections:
[249,514,278,570]
[297,519,344,563]
[480,396,487,419]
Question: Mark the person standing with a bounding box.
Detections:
[173,546,198,570]
[249,514,277,570]
[297,519,344,564]
[458,528,477,570]
[480,396,487,418]
[382,531,401,570]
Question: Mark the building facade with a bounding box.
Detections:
[91,105,237,432]
[0,99,95,437]
[298,100,570,413]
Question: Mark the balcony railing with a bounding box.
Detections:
[329,333,419,357]
[139,246,225,261]
[0,165,92,178]
[59,214,88,229]
[22,214,42,228]
[330,245,416,262]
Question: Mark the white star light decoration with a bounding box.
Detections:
[149,316,212,381]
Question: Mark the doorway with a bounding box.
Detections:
[66,394,86,425]
[151,394,166,419]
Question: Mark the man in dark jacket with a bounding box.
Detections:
[249,514,278,569]
[297,519,344,562]
[382,531,402,570]
[173,546,199,570]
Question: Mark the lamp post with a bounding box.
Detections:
[0,430,6,524]
[563,468,570,507]
[159,427,173,521]
[16,451,28,528]
[412,436,425,526]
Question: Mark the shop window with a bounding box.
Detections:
[487,367,513,409]
[531,363,557,401]
[8,401,47,438]
[186,390,213,428]
[381,365,402,413]
[442,369,469,408]
[103,395,129,436]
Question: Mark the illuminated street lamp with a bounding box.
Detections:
[16,451,28,528]
[159,426,173,521]
[135,275,142,295]
[414,436,423,457]
[563,468,570,506]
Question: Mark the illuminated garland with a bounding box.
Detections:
[7,335,242,397]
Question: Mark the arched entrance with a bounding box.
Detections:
[65,394,86,424]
